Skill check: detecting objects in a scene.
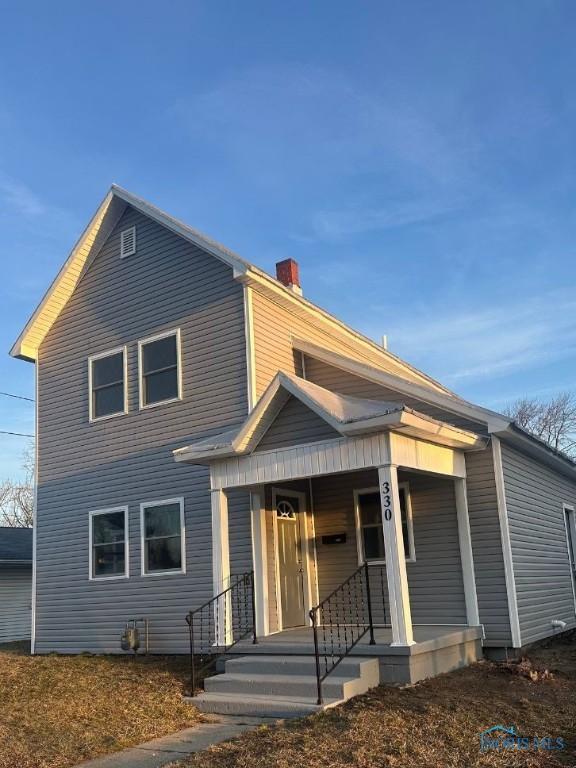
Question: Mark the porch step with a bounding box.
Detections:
[191,655,380,717]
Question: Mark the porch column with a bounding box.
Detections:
[211,488,232,646]
[250,488,269,636]
[454,478,480,626]
[378,464,415,646]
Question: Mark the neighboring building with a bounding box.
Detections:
[9,186,576,702]
[0,527,32,643]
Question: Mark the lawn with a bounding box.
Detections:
[0,642,201,768]
[170,633,576,768]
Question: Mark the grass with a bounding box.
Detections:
[0,641,201,768]
[170,633,576,768]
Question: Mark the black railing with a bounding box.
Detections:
[186,571,256,696]
[309,563,387,704]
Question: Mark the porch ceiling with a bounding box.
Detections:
[174,372,488,466]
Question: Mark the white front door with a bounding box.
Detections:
[273,490,309,629]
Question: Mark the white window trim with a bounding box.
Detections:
[140,497,186,577]
[89,506,129,581]
[138,328,182,410]
[562,503,576,612]
[354,483,416,565]
[88,345,128,423]
[120,226,136,258]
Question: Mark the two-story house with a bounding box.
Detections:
[11,185,576,715]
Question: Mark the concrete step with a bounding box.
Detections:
[204,671,368,699]
[188,691,332,718]
[223,654,374,677]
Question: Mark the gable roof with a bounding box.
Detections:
[8,186,454,396]
[0,527,33,564]
[174,372,487,464]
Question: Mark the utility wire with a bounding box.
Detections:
[0,391,34,403]
[0,430,34,438]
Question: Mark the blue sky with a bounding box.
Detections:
[1,1,576,477]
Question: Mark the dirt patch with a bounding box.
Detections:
[0,643,202,768]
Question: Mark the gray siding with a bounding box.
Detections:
[465,449,512,646]
[304,356,487,433]
[256,396,340,452]
[36,206,251,653]
[501,443,576,646]
[0,567,32,642]
[311,469,467,625]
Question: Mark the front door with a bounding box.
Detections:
[275,493,307,628]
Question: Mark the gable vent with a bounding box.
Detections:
[120,226,136,258]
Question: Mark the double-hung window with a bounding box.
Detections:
[89,507,128,579]
[138,330,181,408]
[355,484,415,563]
[89,347,127,421]
[140,498,185,575]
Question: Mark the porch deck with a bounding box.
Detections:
[229,625,483,685]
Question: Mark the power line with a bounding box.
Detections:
[0,430,34,438]
[0,391,34,403]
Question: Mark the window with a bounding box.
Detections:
[120,226,136,258]
[140,498,185,575]
[138,330,181,408]
[89,507,128,579]
[355,484,415,563]
[563,504,576,605]
[88,347,127,421]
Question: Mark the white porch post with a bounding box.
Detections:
[454,478,480,626]
[211,488,232,646]
[250,488,269,637]
[378,464,415,646]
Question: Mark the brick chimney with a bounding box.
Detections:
[275,258,302,295]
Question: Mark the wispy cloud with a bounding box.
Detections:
[0,176,46,216]
[362,289,576,384]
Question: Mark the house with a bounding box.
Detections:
[0,527,32,643]
[10,185,576,713]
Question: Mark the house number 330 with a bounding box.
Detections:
[381,481,392,521]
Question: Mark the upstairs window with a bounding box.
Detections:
[138,329,181,408]
[140,498,185,575]
[120,226,136,258]
[89,347,127,421]
[355,484,415,563]
[89,507,128,580]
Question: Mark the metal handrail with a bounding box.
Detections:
[186,570,256,696]
[309,562,381,705]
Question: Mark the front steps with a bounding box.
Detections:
[189,655,380,718]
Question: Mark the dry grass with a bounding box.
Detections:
[0,642,201,768]
[171,634,576,768]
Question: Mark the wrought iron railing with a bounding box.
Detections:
[309,563,387,704]
[186,571,256,696]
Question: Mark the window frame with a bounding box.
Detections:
[562,503,576,611]
[137,329,182,410]
[139,497,186,577]
[88,506,129,581]
[88,346,128,423]
[354,482,415,565]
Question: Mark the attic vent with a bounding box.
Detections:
[120,226,136,258]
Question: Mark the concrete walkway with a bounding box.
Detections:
[76,715,276,768]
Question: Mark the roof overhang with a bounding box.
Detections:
[174,372,488,465]
[492,423,576,480]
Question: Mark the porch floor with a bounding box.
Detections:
[232,624,482,658]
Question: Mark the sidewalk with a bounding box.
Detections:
[76,715,276,768]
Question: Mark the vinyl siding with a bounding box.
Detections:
[256,396,340,452]
[251,290,449,399]
[36,206,251,653]
[311,469,467,626]
[500,443,576,646]
[304,356,487,433]
[465,449,512,646]
[0,567,32,642]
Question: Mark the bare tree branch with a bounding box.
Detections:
[0,441,34,527]
[504,392,576,459]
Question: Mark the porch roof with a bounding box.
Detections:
[174,372,487,465]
